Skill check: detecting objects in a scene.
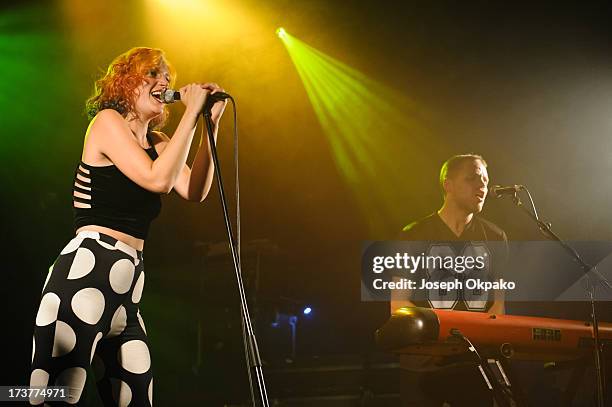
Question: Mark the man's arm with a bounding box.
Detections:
[489,289,505,314]
[389,276,417,315]
[489,230,509,315]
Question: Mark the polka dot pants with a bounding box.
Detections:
[30,231,153,406]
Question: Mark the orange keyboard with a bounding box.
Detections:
[377,307,612,361]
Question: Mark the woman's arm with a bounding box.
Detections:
[152,127,214,201]
[89,84,208,193]
[153,86,227,201]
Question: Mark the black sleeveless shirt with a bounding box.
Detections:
[72,133,162,239]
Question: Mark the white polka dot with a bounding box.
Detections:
[60,237,82,255]
[31,336,35,363]
[137,310,147,334]
[91,332,103,362]
[97,240,117,251]
[132,272,145,303]
[109,259,135,294]
[67,248,96,279]
[92,354,105,380]
[36,292,61,326]
[114,241,138,259]
[42,264,53,292]
[30,368,49,386]
[106,306,127,338]
[52,320,76,357]
[55,367,86,404]
[118,340,151,374]
[148,378,153,405]
[71,288,105,324]
[30,369,49,405]
[111,378,133,407]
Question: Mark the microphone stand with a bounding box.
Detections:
[202,99,270,407]
[450,329,519,407]
[506,187,610,407]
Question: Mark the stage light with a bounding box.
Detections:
[302,307,312,315]
[278,30,431,235]
[276,27,287,39]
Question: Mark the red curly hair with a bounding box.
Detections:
[85,47,176,129]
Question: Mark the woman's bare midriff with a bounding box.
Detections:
[76,225,144,251]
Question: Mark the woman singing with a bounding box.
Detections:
[30,47,226,406]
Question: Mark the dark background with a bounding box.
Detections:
[2,0,612,404]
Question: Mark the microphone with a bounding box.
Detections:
[159,89,180,104]
[490,184,524,198]
[159,89,231,104]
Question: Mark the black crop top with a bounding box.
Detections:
[73,133,162,239]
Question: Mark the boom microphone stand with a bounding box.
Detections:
[202,97,270,406]
[501,186,610,407]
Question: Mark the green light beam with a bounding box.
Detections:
[279,29,439,235]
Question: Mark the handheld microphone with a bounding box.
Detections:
[490,185,524,198]
[159,89,231,104]
[159,89,180,104]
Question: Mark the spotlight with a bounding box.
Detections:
[302,307,312,315]
[276,27,287,39]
